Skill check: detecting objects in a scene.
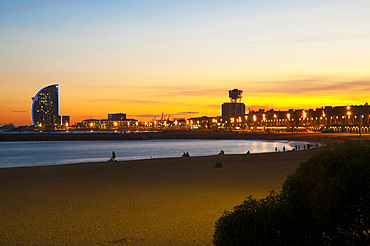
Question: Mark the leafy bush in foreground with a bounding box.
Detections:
[213,142,370,245]
[213,192,283,246]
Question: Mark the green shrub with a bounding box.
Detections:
[213,192,284,246]
[213,142,370,245]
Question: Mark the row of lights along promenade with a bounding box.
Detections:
[30,85,370,134]
[62,104,370,135]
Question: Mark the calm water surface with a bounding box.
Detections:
[0,139,310,168]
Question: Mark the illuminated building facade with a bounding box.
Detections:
[245,104,370,133]
[76,113,137,130]
[32,84,60,127]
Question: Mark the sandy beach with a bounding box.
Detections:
[0,133,368,245]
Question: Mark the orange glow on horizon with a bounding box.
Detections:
[1,79,369,126]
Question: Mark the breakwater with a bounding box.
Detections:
[0,130,360,146]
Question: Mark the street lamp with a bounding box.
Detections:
[287,113,291,133]
[359,112,362,143]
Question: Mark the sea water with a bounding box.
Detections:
[0,139,311,168]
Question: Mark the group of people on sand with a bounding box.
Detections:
[274,143,319,152]
[182,152,190,157]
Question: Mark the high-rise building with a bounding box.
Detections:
[31,84,60,127]
[222,103,246,121]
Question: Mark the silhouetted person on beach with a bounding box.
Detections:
[109,151,116,161]
[182,152,190,157]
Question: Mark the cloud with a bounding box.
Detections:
[146,87,224,98]
[246,78,370,96]
[130,114,159,118]
[205,104,221,109]
[88,98,162,105]
[159,89,222,97]
[247,105,277,111]
[79,115,104,119]
[176,112,199,115]
[117,85,223,98]
[131,112,199,118]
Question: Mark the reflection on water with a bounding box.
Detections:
[0,139,312,168]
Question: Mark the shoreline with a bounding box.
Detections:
[0,132,368,170]
[0,138,320,170]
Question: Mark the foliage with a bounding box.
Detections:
[213,192,283,246]
[213,142,370,245]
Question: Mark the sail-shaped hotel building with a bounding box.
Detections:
[31,84,69,128]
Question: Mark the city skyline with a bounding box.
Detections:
[1,0,370,126]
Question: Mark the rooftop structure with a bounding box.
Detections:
[229,89,243,103]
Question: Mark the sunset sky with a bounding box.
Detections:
[1,0,369,126]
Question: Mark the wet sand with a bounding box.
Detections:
[0,133,368,245]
